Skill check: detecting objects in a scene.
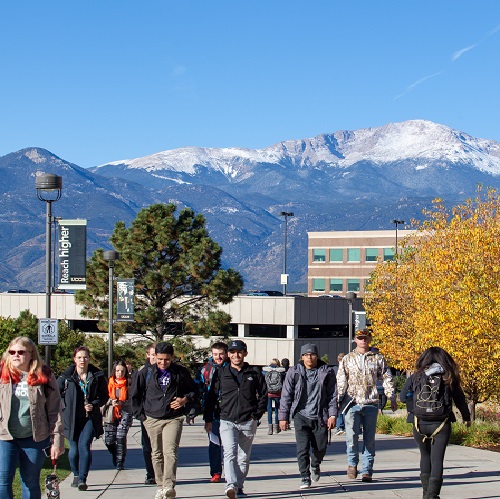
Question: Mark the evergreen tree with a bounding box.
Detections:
[76,203,244,341]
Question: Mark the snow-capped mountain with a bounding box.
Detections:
[3,120,500,292]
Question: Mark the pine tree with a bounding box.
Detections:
[76,203,244,342]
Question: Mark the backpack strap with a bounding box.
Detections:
[414,415,448,444]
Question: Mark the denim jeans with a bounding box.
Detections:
[220,419,257,489]
[293,413,328,478]
[0,435,50,499]
[68,417,95,483]
[208,420,223,476]
[267,398,280,424]
[344,404,379,475]
[336,412,345,431]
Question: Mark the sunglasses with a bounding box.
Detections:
[9,349,29,355]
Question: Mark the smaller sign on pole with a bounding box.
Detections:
[38,319,59,345]
[354,311,367,331]
[116,278,135,322]
[280,274,289,285]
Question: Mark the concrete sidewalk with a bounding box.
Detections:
[58,420,500,499]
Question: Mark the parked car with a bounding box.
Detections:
[7,289,31,293]
[317,294,344,299]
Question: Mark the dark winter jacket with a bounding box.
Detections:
[131,362,197,421]
[278,360,338,426]
[204,363,267,424]
[57,363,109,440]
[192,358,229,420]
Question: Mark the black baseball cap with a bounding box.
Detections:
[228,339,247,352]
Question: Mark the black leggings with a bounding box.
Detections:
[412,419,451,479]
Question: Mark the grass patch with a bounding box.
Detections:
[13,447,71,499]
[377,414,500,452]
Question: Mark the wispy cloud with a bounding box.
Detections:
[173,66,187,77]
[394,22,500,100]
[451,44,477,61]
[394,71,443,100]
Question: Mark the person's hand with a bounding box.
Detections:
[391,399,399,412]
[84,403,93,412]
[205,422,212,433]
[170,397,187,410]
[51,444,65,460]
[327,416,337,430]
[279,420,288,432]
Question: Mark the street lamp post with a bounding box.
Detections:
[36,173,62,366]
[280,211,294,295]
[346,291,357,352]
[103,250,120,377]
[391,219,405,258]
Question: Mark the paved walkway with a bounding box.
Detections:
[59,420,500,499]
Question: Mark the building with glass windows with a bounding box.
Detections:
[308,230,413,296]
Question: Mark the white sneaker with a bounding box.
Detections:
[154,489,165,499]
[225,485,238,499]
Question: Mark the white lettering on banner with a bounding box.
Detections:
[59,225,71,283]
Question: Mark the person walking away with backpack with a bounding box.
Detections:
[103,360,133,470]
[278,343,338,490]
[406,347,471,499]
[204,340,267,499]
[262,358,285,435]
[336,330,398,483]
[192,341,229,483]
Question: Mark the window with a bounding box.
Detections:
[384,248,395,261]
[347,279,360,292]
[313,249,326,262]
[347,248,360,262]
[330,279,343,292]
[365,248,378,262]
[312,278,326,292]
[329,248,343,262]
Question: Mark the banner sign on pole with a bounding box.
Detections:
[354,311,367,331]
[58,219,87,290]
[38,318,59,345]
[117,278,135,322]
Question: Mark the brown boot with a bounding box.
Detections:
[347,465,358,479]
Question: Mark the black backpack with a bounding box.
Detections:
[412,372,451,420]
[265,369,283,394]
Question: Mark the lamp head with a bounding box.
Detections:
[36,173,62,202]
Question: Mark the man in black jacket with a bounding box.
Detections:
[132,342,197,499]
[204,340,267,499]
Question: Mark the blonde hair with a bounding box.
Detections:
[1,336,48,385]
[270,358,281,367]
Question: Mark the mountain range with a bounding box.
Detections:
[2,119,500,292]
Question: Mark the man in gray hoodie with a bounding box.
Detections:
[278,343,337,490]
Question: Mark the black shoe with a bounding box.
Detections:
[71,476,79,487]
[78,481,88,491]
[116,463,124,471]
[311,466,320,482]
[145,477,156,485]
[300,477,311,489]
[238,488,246,496]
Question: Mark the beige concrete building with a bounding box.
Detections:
[308,229,413,296]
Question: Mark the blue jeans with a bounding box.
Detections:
[267,398,280,424]
[68,418,95,483]
[336,412,345,431]
[220,419,257,489]
[345,404,379,475]
[0,435,50,499]
[208,420,222,476]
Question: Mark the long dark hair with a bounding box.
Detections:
[415,346,461,387]
[112,360,130,382]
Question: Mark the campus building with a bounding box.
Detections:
[307,229,413,297]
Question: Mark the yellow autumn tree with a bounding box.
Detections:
[365,187,500,419]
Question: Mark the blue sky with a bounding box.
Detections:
[1,1,499,168]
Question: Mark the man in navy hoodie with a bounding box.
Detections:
[204,340,267,499]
